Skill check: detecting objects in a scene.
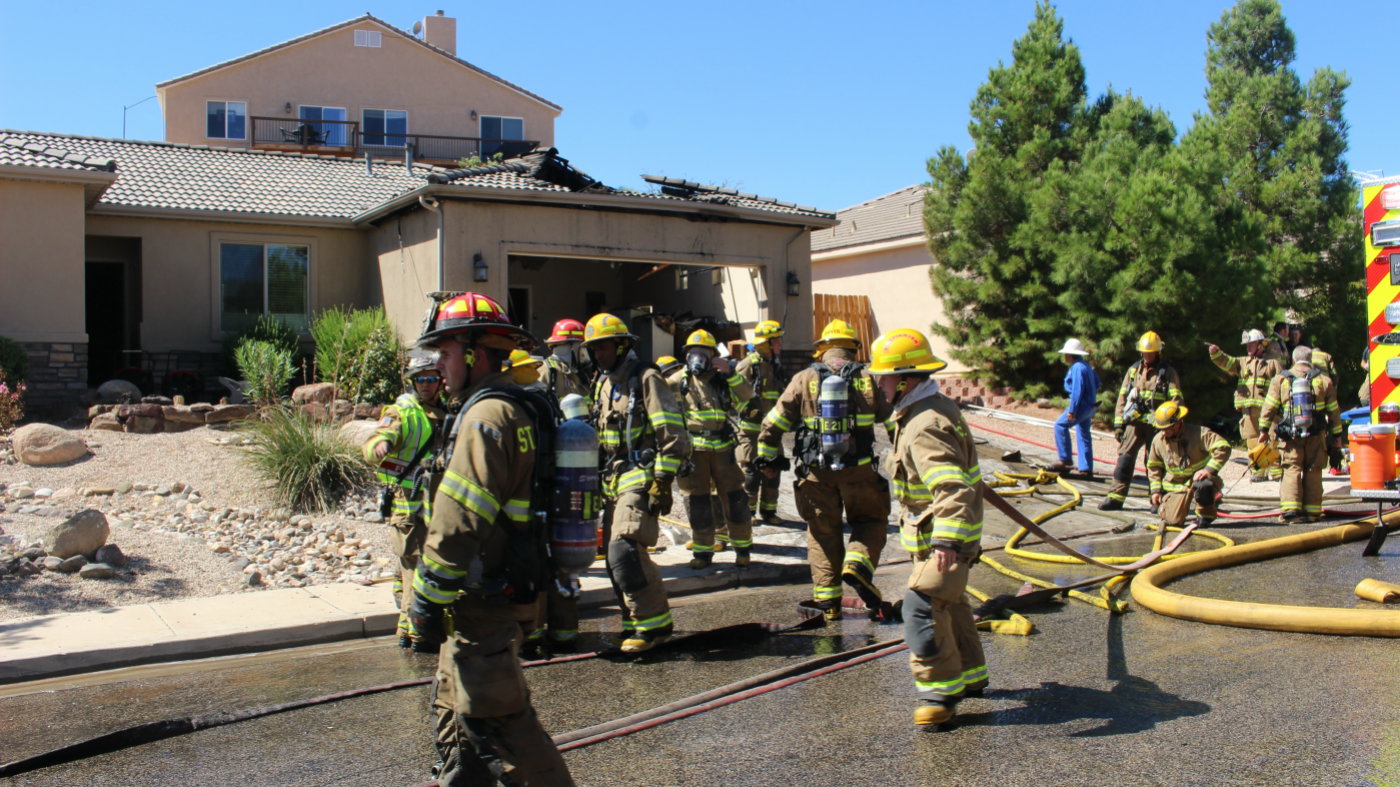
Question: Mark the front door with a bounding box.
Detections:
[85,261,127,386]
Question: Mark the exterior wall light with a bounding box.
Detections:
[473,253,489,282]
[786,271,800,297]
[284,102,293,114]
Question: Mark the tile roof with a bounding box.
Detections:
[0,136,116,172]
[155,15,560,112]
[640,175,834,220]
[0,131,431,221]
[810,184,926,252]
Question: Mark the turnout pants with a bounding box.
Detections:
[389,515,427,637]
[524,573,580,647]
[1239,406,1282,480]
[903,549,987,701]
[793,464,891,604]
[432,601,574,786]
[1280,433,1327,520]
[602,489,672,635]
[1160,476,1221,527]
[1107,422,1155,504]
[737,433,781,520]
[677,450,753,550]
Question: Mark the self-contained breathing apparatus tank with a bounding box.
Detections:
[1289,375,1315,436]
[819,373,851,469]
[551,394,599,575]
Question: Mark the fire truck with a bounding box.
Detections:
[1363,176,1400,422]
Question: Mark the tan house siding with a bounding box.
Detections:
[159,19,558,151]
[0,179,87,343]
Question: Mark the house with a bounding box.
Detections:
[157,12,559,166]
[809,185,966,374]
[0,133,833,413]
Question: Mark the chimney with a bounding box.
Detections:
[422,11,456,56]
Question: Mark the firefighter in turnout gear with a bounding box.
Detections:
[1260,345,1344,522]
[1101,331,1184,511]
[736,320,787,526]
[406,292,574,786]
[666,329,755,568]
[1207,329,1283,482]
[757,319,892,619]
[1146,402,1230,530]
[542,318,590,404]
[363,353,449,649]
[584,313,691,653]
[868,328,986,727]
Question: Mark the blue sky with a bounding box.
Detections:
[1,1,1391,212]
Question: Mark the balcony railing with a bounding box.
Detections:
[250,117,538,165]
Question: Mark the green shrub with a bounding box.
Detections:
[223,315,301,376]
[241,406,373,513]
[235,340,296,407]
[0,336,27,385]
[311,306,404,404]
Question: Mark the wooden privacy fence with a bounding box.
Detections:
[812,293,874,361]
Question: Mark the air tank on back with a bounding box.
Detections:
[552,394,599,574]
[819,373,851,469]
[1290,376,1314,435]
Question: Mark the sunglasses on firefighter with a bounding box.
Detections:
[413,375,442,384]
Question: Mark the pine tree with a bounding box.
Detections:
[925,1,1086,397]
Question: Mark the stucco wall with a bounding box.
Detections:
[370,208,441,343]
[84,215,371,352]
[0,178,87,343]
[160,20,557,152]
[812,241,967,374]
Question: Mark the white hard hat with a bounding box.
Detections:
[1058,338,1089,356]
[1242,329,1266,345]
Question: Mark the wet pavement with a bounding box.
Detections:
[4,432,1400,785]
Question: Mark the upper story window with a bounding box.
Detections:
[299,106,348,146]
[220,242,310,334]
[480,116,523,157]
[207,100,247,140]
[363,109,408,147]
[354,29,382,47]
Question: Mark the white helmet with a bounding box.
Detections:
[1057,338,1089,356]
[1242,329,1267,345]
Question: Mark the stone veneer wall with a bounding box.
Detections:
[21,342,89,413]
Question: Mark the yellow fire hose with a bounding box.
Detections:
[1130,511,1400,637]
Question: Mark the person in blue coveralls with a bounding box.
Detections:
[1049,338,1099,477]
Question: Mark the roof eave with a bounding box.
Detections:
[89,203,358,229]
[0,164,119,207]
[812,233,927,260]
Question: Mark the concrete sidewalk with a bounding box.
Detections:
[0,520,814,685]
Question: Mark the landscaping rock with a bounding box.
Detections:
[95,543,128,567]
[42,556,63,570]
[246,571,263,587]
[79,562,116,580]
[57,555,88,573]
[97,379,142,404]
[339,419,381,449]
[9,486,34,500]
[22,546,46,560]
[116,403,166,434]
[353,402,379,419]
[89,412,123,432]
[43,509,110,559]
[12,424,89,466]
[163,406,208,424]
[141,395,174,406]
[206,404,257,423]
[300,402,330,422]
[292,383,337,405]
[88,404,118,420]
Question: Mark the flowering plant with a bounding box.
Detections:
[0,369,25,432]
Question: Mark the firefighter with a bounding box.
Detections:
[756,319,892,620]
[736,320,787,525]
[584,313,691,652]
[1101,331,1184,511]
[363,353,449,649]
[1207,329,1282,482]
[1260,345,1344,522]
[507,348,545,388]
[1146,401,1230,530]
[406,291,574,786]
[656,355,683,377]
[1264,322,1291,365]
[542,318,590,403]
[867,328,986,726]
[666,329,755,568]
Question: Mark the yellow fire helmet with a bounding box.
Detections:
[1248,440,1280,471]
[814,319,861,356]
[1151,400,1188,429]
[506,349,543,385]
[1137,330,1165,353]
[582,313,635,346]
[684,329,719,352]
[656,355,683,375]
[753,320,784,345]
[867,328,947,376]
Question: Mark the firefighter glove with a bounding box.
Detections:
[1114,427,1125,443]
[407,591,449,652]
[1327,442,1344,471]
[647,477,674,516]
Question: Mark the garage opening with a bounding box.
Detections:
[507,255,770,362]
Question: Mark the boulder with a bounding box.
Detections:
[300,402,330,422]
[87,404,118,420]
[89,412,123,432]
[339,419,381,449]
[56,555,88,573]
[353,402,380,419]
[162,406,208,424]
[42,556,63,570]
[205,404,257,423]
[330,399,354,422]
[95,543,128,567]
[43,509,110,559]
[292,383,337,406]
[12,424,89,466]
[141,395,173,406]
[79,563,116,580]
[97,379,142,404]
[117,403,165,434]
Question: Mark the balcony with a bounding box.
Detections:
[249,117,538,166]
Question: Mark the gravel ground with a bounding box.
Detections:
[0,426,395,622]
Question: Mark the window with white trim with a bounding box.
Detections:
[299,105,349,146]
[354,29,382,47]
[362,108,408,147]
[206,100,247,140]
[480,115,524,157]
[220,242,309,333]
